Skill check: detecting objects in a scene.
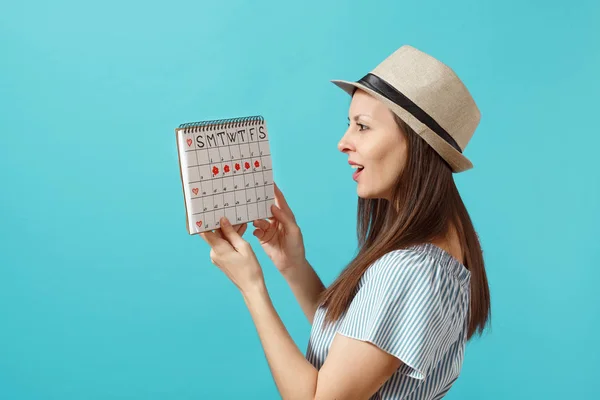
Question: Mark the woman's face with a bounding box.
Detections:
[338,89,408,200]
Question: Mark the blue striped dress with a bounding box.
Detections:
[305,243,471,399]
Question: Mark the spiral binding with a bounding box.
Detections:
[179,115,264,133]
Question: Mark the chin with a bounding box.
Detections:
[357,186,385,200]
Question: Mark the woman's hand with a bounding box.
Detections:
[252,182,306,274]
[199,217,265,295]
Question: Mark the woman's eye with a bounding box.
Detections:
[346,122,368,131]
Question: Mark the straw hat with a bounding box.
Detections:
[331,45,481,173]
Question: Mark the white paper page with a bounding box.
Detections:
[176,118,274,234]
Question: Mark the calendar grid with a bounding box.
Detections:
[219,139,238,225]
[190,188,274,216]
[191,143,204,222]
[176,118,274,234]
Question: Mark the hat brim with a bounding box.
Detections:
[331,79,473,173]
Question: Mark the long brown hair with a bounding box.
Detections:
[317,108,491,341]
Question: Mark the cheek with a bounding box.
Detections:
[377,149,405,183]
[361,133,406,180]
[380,158,401,179]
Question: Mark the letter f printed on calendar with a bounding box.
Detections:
[175,116,274,234]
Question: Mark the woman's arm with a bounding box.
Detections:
[280,258,326,325]
[242,282,401,400]
[242,282,319,400]
[200,219,402,400]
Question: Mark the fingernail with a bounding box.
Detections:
[221,217,230,226]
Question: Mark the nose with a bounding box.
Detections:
[337,128,354,154]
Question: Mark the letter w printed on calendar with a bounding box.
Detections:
[175,116,274,234]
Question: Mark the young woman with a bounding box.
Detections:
[200,45,491,399]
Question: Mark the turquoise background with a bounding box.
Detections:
[1,0,598,398]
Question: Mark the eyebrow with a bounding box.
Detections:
[347,114,371,122]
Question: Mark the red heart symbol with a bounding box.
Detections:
[212,166,219,176]
[196,220,203,228]
[186,138,192,147]
[224,165,230,173]
[244,162,250,170]
[192,188,199,195]
[235,163,240,171]
[254,160,260,168]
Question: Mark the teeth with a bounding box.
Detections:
[351,165,364,169]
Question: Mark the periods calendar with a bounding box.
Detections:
[175,115,274,234]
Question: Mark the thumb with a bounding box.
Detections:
[219,217,247,250]
[271,204,296,230]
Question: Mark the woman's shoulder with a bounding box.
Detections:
[368,244,440,273]
[365,243,470,288]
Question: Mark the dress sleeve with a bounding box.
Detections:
[335,250,455,380]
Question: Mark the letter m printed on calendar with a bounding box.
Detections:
[175,116,274,234]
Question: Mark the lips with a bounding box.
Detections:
[349,161,364,182]
[353,167,364,181]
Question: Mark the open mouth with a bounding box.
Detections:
[352,165,364,180]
